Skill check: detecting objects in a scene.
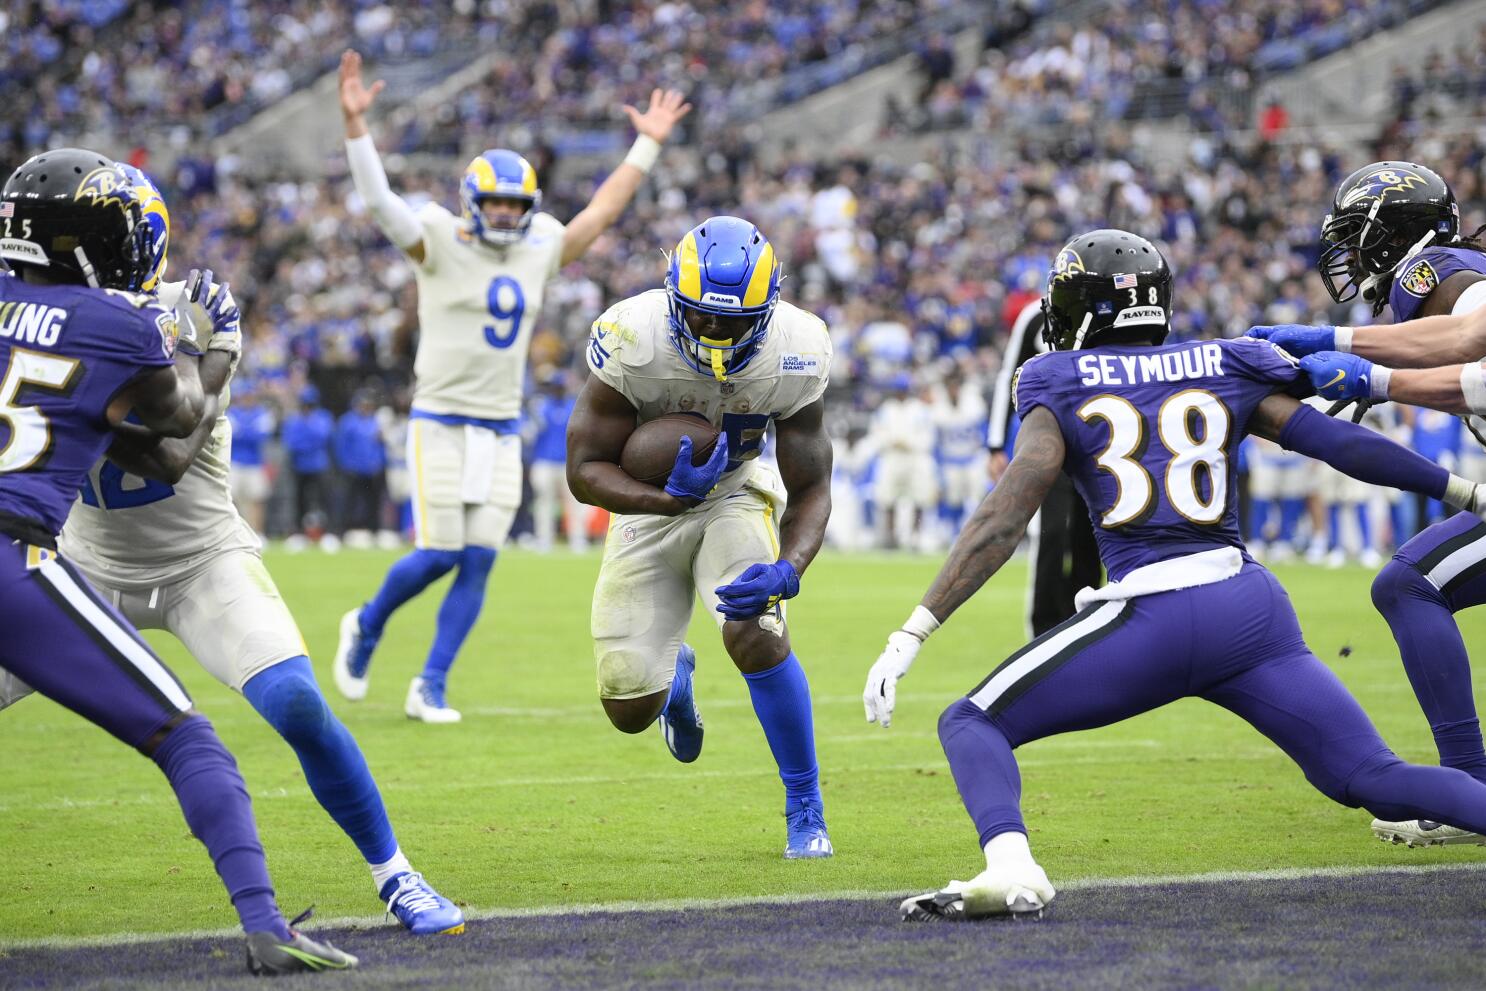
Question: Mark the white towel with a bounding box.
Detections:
[1074,546,1243,610]
[461,425,499,504]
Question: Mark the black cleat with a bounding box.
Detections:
[246,909,359,975]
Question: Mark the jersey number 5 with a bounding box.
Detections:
[483,276,526,349]
[0,348,81,474]
[1076,389,1229,527]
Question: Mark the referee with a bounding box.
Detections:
[987,299,1103,636]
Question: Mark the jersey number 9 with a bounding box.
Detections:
[483,276,526,350]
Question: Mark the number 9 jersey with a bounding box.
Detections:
[410,201,566,421]
[1014,337,1307,581]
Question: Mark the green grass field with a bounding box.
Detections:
[4,549,1485,942]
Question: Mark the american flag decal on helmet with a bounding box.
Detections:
[1113,273,1137,289]
[0,203,13,218]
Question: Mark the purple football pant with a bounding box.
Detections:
[939,562,1486,847]
[1373,512,1486,781]
[0,542,287,938]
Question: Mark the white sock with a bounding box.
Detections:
[983,831,1036,871]
[370,848,414,894]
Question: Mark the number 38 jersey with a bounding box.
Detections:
[61,281,258,587]
[1014,337,1305,580]
[587,289,832,505]
[410,202,566,421]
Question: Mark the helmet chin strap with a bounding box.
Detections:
[73,246,99,289]
[1071,312,1094,350]
[699,336,730,382]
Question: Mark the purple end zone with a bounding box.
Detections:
[5,867,1486,989]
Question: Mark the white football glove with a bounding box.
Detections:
[864,630,922,729]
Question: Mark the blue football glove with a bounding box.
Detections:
[663,431,730,503]
[715,560,800,621]
[1245,323,1337,357]
[185,267,242,363]
[1299,352,1378,402]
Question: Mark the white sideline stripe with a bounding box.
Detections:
[7,860,1486,952]
[0,750,1279,814]
[37,558,191,712]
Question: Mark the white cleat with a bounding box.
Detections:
[333,608,370,701]
[405,677,462,724]
[900,862,1056,922]
[1372,818,1486,848]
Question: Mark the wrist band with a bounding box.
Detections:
[623,135,661,174]
[902,605,941,642]
[1444,473,1479,512]
[1369,364,1392,401]
[1334,326,1353,353]
[1461,361,1486,415]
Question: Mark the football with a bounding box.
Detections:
[620,412,721,486]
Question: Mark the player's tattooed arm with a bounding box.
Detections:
[774,399,832,577]
[920,406,1065,624]
[105,351,233,484]
[567,377,691,517]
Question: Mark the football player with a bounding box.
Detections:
[332,50,691,721]
[0,149,354,973]
[18,166,460,935]
[567,217,835,858]
[1249,161,1486,846]
[865,230,1486,921]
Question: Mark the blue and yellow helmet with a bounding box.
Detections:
[459,149,541,246]
[665,216,781,382]
[118,164,169,292]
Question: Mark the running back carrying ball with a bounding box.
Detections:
[620,412,721,485]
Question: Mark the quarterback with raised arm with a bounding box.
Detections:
[332,50,690,721]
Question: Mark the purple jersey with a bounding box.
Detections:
[0,277,175,542]
[1014,338,1304,580]
[1389,246,1486,321]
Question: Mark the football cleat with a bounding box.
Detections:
[405,677,461,724]
[245,910,358,975]
[900,862,1055,922]
[381,871,465,935]
[1372,818,1486,848]
[333,606,376,701]
[658,644,703,763]
[784,799,833,859]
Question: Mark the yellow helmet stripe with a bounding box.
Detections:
[676,233,702,300]
[468,156,498,193]
[520,158,538,195]
[742,241,775,308]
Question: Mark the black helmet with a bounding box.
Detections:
[1041,229,1171,351]
[1,148,153,291]
[1318,161,1458,313]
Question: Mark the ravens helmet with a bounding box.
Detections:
[665,216,781,382]
[459,149,541,246]
[1319,161,1458,313]
[1041,229,1171,351]
[1,148,154,291]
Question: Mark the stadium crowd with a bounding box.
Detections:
[4,0,1484,556]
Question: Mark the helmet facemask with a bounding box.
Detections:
[666,291,774,382]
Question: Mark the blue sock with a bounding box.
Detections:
[1249,497,1272,543]
[1372,561,1486,780]
[1279,497,1306,546]
[1356,503,1373,553]
[741,652,821,810]
[1328,504,1342,552]
[939,697,1025,847]
[243,657,399,865]
[360,548,459,636]
[422,545,497,689]
[152,715,288,939]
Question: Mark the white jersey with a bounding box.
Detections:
[587,289,831,505]
[933,387,989,465]
[60,280,257,588]
[411,202,566,421]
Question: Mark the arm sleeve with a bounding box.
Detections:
[1279,403,1447,500]
[345,134,424,251]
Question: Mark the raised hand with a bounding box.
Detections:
[339,50,385,133]
[622,89,693,145]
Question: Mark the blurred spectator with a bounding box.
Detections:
[1258,100,1290,141]
[527,371,586,554]
[227,382,276,537]
[335,389,388,542]
[281,385,335,540]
